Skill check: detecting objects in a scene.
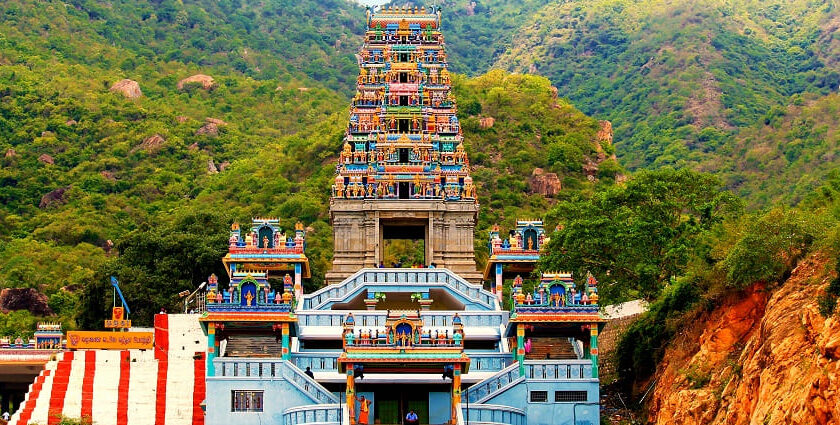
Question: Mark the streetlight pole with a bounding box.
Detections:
[183,281,207,313]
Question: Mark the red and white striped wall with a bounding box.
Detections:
[10,315,207,425]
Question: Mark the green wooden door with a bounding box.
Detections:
[376,398,398,424]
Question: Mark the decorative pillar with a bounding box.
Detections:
[590,324,599,379]
[294,263,303,301]
[363,298,378,310]
[207,323,216,376]
[495,263,503,302]
[451,363,462,425]
[516,323,525,377]
[346,364,356,424]
[281,322,290,360]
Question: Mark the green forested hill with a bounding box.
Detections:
[0,0,615,329]
[441,0,840,207]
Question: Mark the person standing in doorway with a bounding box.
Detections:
[405,409,419,425]
[356,395,371,424]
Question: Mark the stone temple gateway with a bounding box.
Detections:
[7,6,604,425]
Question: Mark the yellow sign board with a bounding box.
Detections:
[104,319,132,328]
[67,331,153,350]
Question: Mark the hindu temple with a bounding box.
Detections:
[7,6,604,425]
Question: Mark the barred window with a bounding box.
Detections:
[555,391,587,402]
[529,391,548,402]
[231,390,264,412]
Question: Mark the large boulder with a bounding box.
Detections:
[479,116,495,129]
[39,186,69,209]
[0,288,53,316]
[109,79,143,99]
[195,117,227,137]
[134,134,166,153]
[38,153,55,165]
[177,74,215,91]
[528,168,561,197]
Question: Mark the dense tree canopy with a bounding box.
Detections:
[540,168,741,302]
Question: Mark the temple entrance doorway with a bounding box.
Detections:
[381,222,426,267]
[357,384,449,425]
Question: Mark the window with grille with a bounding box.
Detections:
[231,390,264,412]
[529,391,548,403]
[555,391,587,402]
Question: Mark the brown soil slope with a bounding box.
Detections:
[648,253,840,425]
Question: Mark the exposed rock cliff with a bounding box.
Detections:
[648,253,840,425]
[109,79,142,98]
[177,74,215,91]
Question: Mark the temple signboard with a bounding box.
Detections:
[66,331,153,349]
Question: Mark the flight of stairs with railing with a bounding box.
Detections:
[524,337,578,360]
[10,315,206,425]
[300,268,499,311]
[223,334,284,357]
[458,363,527,425]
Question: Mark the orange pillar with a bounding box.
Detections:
[451,363,462,424]
[346,363,356,424]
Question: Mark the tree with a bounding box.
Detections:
[78,209,231,328]
[540,168,742,303]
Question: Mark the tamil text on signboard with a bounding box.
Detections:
[66,331,154,349]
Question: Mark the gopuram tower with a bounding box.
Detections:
[327,6,482,284]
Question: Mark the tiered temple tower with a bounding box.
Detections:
[327,6,482,284]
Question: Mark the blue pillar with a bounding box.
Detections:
[495,263,503,303]
[207,323,216,376]
[294,262,303,302]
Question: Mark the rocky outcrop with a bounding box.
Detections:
[207,159,218,174]
[0,288,53,316]
[135,134,165,153]
[38,153,54,164]
[528,168,561,197]
[177,74,215,91]
[219,161,230,172]
[109,79,143,99]
[39,186,69,209]
[479,116,495,129]
[100,170,116,181]
[195,117,227,137]
[648,254,840,425]
[5,148,16,158]
[596,120,613,145]
[176,116,189,123]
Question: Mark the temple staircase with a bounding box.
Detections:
[463,362,524,405]
[301,268,498,311]
[524,337,578,360]
[223,334,283,357]
[10,315,206,425]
